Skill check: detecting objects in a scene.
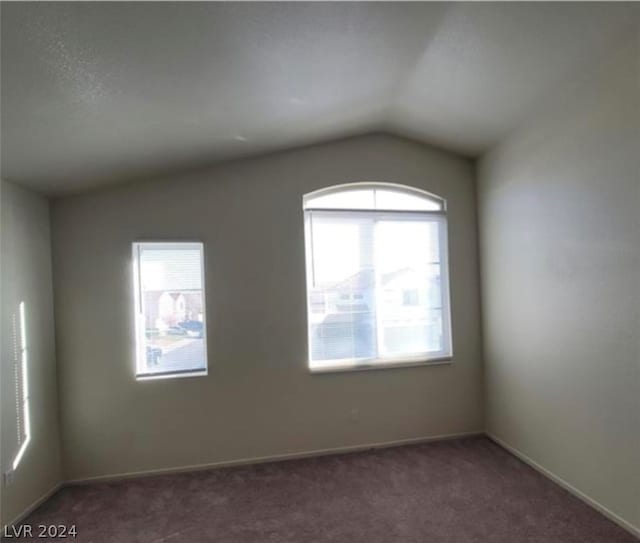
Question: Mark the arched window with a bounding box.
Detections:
[303,183,452,372]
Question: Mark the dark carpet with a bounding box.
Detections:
[13,437,637,542]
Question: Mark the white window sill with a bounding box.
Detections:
[309,355,453,374]
[136,370,208,381]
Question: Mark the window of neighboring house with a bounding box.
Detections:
[132,242,208,379]
[402,289,419,306]
[303,183,452,372]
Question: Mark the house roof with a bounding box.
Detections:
[327,267,417,292]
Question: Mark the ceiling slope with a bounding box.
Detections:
[1,2,637,195]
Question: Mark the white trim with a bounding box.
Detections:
[135,370,207,381]
[305,207,446,216]
[487,433,640,539]
[4,482,63,530]
[307,209,445,221]
[65,431,482,485]
[303,182,446,211]
[309,356,452,374]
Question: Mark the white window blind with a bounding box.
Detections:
[303,185,452,372]
[133,242,208,379]
[12,301,31,470]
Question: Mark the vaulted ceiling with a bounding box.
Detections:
[1,2,638,195]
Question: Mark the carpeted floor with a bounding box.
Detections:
[12,437,638,542]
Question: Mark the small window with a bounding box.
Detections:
[303,183,452,372]
[132,242,208,379]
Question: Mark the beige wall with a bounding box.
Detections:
[1,180,62,525]
[478,34,640,532]
[51,134,483,481]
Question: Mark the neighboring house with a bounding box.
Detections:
[381,268,441,319]
[310,268,443,360]
[311,267,440,319]
[143,290,203,331]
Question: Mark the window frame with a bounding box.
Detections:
[303,183,453,374]
[132,241,209,381]
[303,182,446,212]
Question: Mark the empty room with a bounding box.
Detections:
[1,2,638,541]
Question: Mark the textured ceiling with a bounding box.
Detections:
[1,2,638,195]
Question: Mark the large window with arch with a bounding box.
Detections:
[303,183,452,372]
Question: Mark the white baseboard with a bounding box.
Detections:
[66,430,483,485]
[4,482,63,530]
[13,431,635,542]
[487,433,640,540]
